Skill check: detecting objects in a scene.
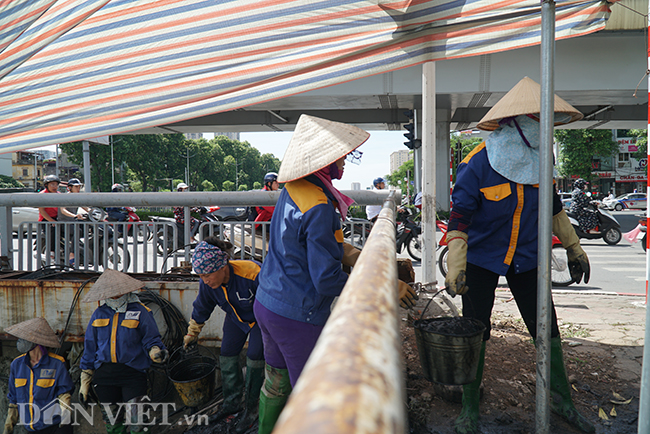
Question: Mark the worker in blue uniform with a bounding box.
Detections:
[4,317,74,434]
[79,269,168,434]
[183,237,264,433]
[446,77,593,434]
[253,114,417,434]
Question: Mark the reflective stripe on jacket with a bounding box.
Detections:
[80,302,165,372]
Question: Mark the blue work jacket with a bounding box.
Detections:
[192,260,261,334]
[256,176,347,326]
[80,302,165,372]
[450,143,561,275]
[7,352,74,431]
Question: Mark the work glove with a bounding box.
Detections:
[444,230,468,296]
[58,392,72,425]
[552,210,590,284]
[342,242,361,268]
[3,403,18,434]
[398,280,418,308]
[184,318,205,349]
[79,369,94,408]
[149,346,169,364]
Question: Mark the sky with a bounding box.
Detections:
[239,130,405,190]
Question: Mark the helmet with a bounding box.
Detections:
[373,177,386,187]
[177,182,189,191]
[264,172,278,184]
[574,178,587,190]
[111,183,124,192]
[43,175,60,186]
[67,178,83,190]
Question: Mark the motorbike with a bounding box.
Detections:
[437,221,576,286]
[565,203,622,245]
[342,217,372,247]
[396,208,421,261]
[35,212,130,272]
[154,206,222,255]
[106,206,146,239]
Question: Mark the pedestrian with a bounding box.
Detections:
[254,173,280,223]
[366,177,386,223]
[4,317,74,434]
[183,237,264,433]
[445,77,593,433]
[253,114,417,434]
[79,269,168,434]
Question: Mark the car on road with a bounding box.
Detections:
[11,207,40,234]
[603,193,647,211]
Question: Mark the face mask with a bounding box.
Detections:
[17,339,36,354]
[328,162,342,180]
[105,293,140,313]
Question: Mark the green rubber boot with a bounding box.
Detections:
[210,355,244,423]
[550,337,595,433]
[234,358,266,433]
[258,364,292,434]
[454,341,485,434]
[105,422,128,434]
[101,404,128,434]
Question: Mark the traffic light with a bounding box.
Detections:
[403,110,421,150]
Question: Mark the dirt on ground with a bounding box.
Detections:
[402,312,641,434]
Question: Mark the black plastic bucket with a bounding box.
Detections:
[413,296,486,385]
[167,347,217,408]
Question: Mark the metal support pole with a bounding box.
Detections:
[421,61,436,289]
[638,2,650,430]
[0,207,12,267]
[110,137,115,186]
[33,155,37,190]
[83,141,91,192]
[536,2,555,433]
[184,206,191,263]
[55,144,59,179]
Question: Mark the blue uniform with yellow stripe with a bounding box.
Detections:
[7,352,74,431]
[256,175,347,326]
[191,260,264,359]
[450,142,561,275]
[80,302,165,372]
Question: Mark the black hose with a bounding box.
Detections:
[56,276,97,355]
[138,289,187,352]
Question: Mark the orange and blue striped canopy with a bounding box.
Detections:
[0,0,613,151]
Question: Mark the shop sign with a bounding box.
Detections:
[618,137,638,153]
[593,172,613,178]
[617,174,647,182]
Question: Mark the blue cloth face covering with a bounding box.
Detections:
[485,113,571,185]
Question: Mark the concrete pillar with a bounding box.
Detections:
[435,110,452,212]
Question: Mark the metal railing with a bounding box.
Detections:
[273,191,405,434]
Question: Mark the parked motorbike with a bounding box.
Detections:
[437,221,576,286]
[396,208,421,261]
[154,206,222,255]
[566,203,622,245]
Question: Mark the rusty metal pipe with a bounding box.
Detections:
[273,191,405,434]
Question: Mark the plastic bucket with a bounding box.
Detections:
[167,349,217,408]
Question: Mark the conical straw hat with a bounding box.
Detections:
[6,317,61,348]
[477,77,583,131]
[278,115,370,183]
[82,269,144,303]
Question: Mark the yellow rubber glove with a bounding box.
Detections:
[149,346,169,363]
[398,281,418,308]
[79,369,94,408]
[444,230,468,296]
[184,318,205,348]
[58,392,72,425]
[3,404,18,434]
[342,242,361,268]
[552,210,590,284]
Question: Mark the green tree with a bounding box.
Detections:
[201,180,215,191]
[450,134,482,182]
[555,130,618,181]
[253,182,262,190]
[238,184,249,191]
[386,158,414,190]
[222,180,235,191]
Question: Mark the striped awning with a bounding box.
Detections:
[0,0,613,151]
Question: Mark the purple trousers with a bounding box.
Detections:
[253,300,324,387]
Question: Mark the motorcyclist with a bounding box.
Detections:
[366,177,386,223]
[38,175,80,259]
[570,178,599,234]
[60,178,89,266]
[106,183,129,222]
[173,182,201,242]
[254,172,279,222]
